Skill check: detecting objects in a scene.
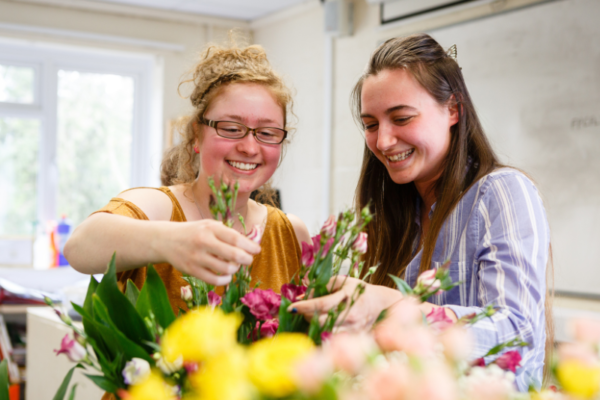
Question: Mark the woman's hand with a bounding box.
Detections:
[154,219,261,286]
[288,277,404,332]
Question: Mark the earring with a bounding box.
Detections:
[193,145,199,154]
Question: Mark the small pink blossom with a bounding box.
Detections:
[472,357,486,367]
[321,331,332,342]
[312,235,321,251]
[240,289,281,321]
[249,319,279,340]
[207,291,221,307]
[352,232,368,254]
[301,241,316,267]
[281,283,307,302]
[55,334,86,362]
[180,285,193,301]
[426,307,454,332]
[320,215,337,238]
[247,224,264,245]
[184,362,198,374]
[416,269,442,295]
[321,238,334,258]
[494,350,521,373]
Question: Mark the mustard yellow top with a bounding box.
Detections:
[93,186,302,314]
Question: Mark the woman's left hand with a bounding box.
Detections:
[288,277,404,332]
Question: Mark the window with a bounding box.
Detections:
[0,41,162,235]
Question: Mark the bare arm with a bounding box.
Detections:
[286,213,312,247]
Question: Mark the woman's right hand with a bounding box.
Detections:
[154,219,261,286]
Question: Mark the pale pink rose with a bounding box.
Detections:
[557,342,598,365]
[439,326,473,361]
[281,283,307,302]
[364,361,411,400]
[375,324,436,357]
[571,318,600,345]
[207,291,221,307]
[247,224,264,244]
[416,269,442,295]
[321,238,334,258]
[295,351,334,394]
[352,232,368,254]
[180,285,193,302]
[494,350,521,373]
[240,289,281,321]
[301,241,316,267]
[426,307,454,332]
[54,334,87,362]
[320,215,337,238]
[326,332,376,374]
[405,361,457,400]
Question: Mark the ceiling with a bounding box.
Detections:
[91,0,311,21]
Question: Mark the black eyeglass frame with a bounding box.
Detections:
[201,118,288,145]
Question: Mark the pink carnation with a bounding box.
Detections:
[281,283,307,302]
[425,307,454,332]
[240,289,281,321]
[495,350,521,373]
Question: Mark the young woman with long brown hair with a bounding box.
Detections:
[291,33,551,390]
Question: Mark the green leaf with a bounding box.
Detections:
[125,280,140,306]
[0,360,9,400]
[313,253,334,298]
[72,303,116,364]
[84,374,120,393]
[221,284,239,314]
[143,265,176,328]
[388,275,413,296]
[276,297,293,333]
[52,364,80,400]
[83,276,99,318]
[67,384,78,400]
[95,254,153,344]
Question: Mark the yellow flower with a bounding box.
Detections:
[124,370,176,400]
[556,360,600,399]
[188,346,253,400]
[161,306,242,363]
[248,332,315,398]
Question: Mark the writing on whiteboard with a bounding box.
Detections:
[571,116,599,130]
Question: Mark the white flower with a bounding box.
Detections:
[157,355,183,375]
[122,357,151,385]
[416,269,442,295]
[180,285,193,302]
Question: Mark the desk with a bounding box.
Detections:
[26,308,103,400]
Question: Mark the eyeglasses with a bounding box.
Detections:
[201,118,287,145]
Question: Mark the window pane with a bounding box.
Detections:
[0,64,35,104]
[0,118,40,235]
[57,70,134,227]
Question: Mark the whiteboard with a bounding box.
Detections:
[428,0,600,295]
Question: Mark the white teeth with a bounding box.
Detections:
[228,161,258,171]
[387,149,414,162]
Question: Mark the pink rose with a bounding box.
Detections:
[321,238,334,258]
[364,361,410,400]
[416,269,442,295]
[55,334,86,362]
[281,283,307,302]
[295,351,334,394]
[425,307,454,332]
[207,291,221,307]
[247,224,264,245]
[320,215,337,238]
[352,232,368,254]
[494,350,521,373]
[326,332,376,374]
[180,285,193,302]
[240,289,281,321]
[301,241,316,267]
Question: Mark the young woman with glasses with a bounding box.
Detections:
[65,43,311,312]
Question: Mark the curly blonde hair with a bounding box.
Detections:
[160,42,294,189]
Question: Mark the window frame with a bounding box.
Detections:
[0,39,163,228]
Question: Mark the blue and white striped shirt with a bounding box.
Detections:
[404,168,550,391]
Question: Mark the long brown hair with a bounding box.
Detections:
[352,33,554,385]
[160,38,294,208]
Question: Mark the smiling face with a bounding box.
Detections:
[196,83,284,194]
[360,68,458,194]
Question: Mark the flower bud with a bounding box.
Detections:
[54,334,87,363]
[320,215,337,238]
[122,357,151,385]
[247,224,264,245]
[180,285,193,302]
[416,269,442,295]
[352,232,368,254]
[207,291,221,307]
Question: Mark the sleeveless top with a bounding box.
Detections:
[93,187,302,314]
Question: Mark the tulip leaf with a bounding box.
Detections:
[221,283,239,314]
[92,295,153,364]
[143,265,176,328]
[83,275,99,318]
[388,274,413,296]
[71,303,115,368]
[67,384,77,400]
[0,360,9,400]
[95,254,153,344]
[125,280,140,306]
[52,364,81,400]
[277,297,293,333]
[84,374,120,393]
[313,253,334,297]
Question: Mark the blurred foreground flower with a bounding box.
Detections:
[119,370,176,400]
[123,358,151,385]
